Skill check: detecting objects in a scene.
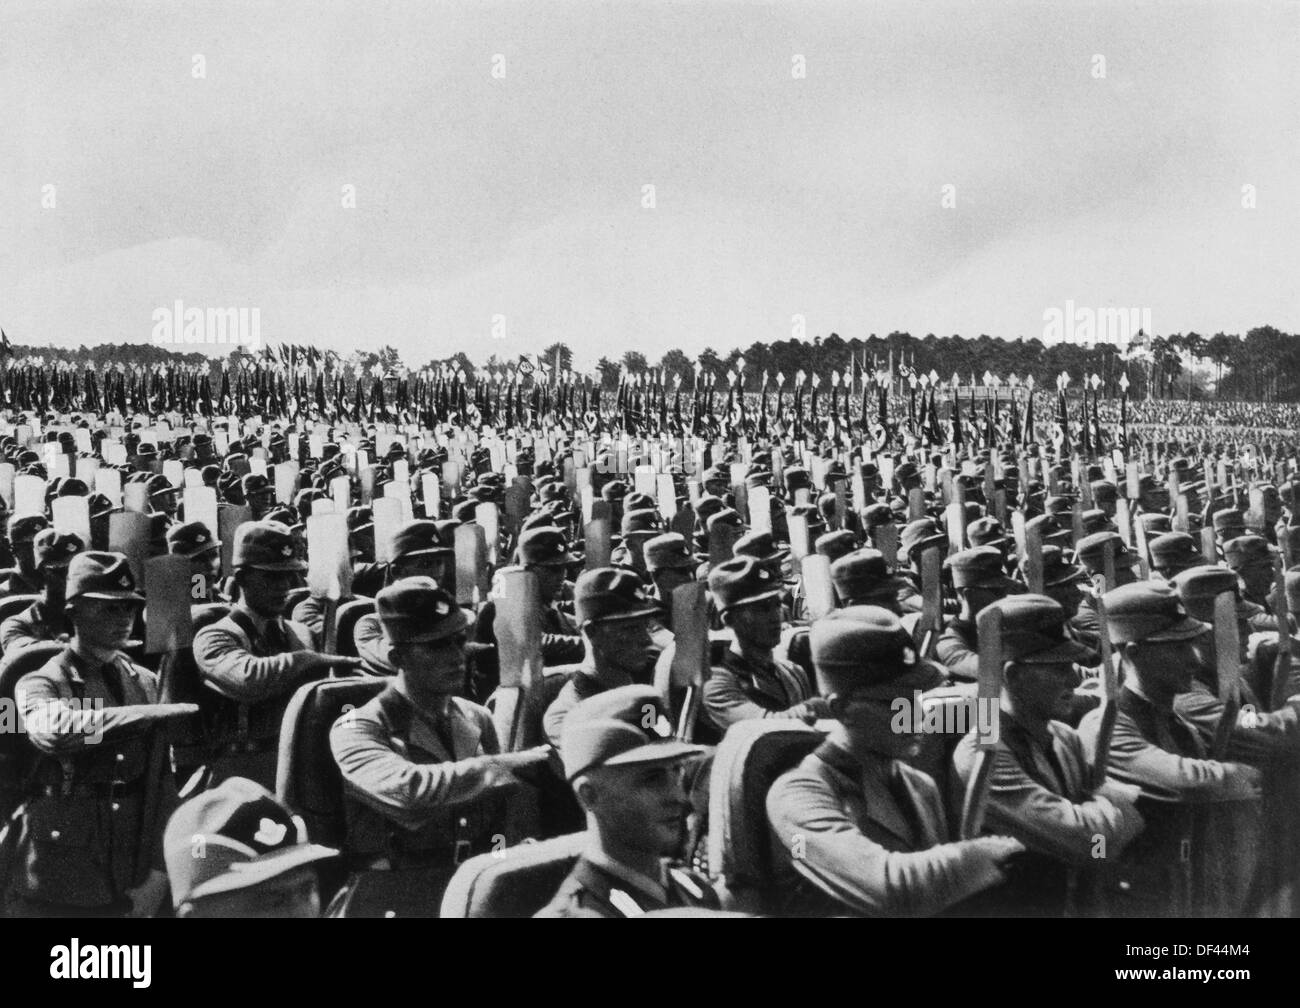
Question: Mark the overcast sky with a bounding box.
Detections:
[1,1,1296,369]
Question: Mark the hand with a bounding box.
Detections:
[1098,779,1142,807]
[126,869,169,918]
[303,652,365,672]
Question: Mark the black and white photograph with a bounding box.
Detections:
[0,0,1294,970]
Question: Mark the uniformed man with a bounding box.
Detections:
[642,532,698,617]
[952,594,1145,916]
[166,520,226,603]
[474,526,584,700]
[0,528,83,653]
[766,606,1025,916]
[330,578,547,884]
[0,514,50,596]
[935,547,1023,683]
[193,521,362,789]
[1070,531,1140,652]
[1149,532,1205,580]
[542,568,661,748]
[1038,545,1089,622]
[535,685,719,917]
[5,552,195,917]
[1224,535,1279,621]
[165,776,338,918]
[704,556,825,732]
[1076,581,1264,916]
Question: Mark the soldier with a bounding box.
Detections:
[474,526,584,699]
[935,547,1023,684]
[704,556,825,731]
[1070,531,1140,652]
[536,685,719,917]
[952,594,1144,916]
[542,568,661,748]
[1149,532,1205,581]
[1076,581,1264,916]
[193,521,362,789]
[1212,509,1247,548]
[1039,545,1089,621]
[167,520,226,603]
[330,578,547,883]
[642,532,698,615]
[0,514,50,596]
[0,528,83,653]
[165,777,338,918]
[766,606,1025,916]
[5,552,194,917]
[242,473,277,521]
[1224,536,1279,621]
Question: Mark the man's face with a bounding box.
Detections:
[239,568,298,618]
[71,597,139,651]
[528,564,567,603]
[704,478,729,498]
[1128,637,1198,695]
[395,632,467,698]
[392,553,452,586]
[249,491,276,520]
[1007,660,1078,724]
[579,761,692,858]
[836,690,921,760]
[350,527,376,563]
[183,865,322,919]
[726,596,783,650]
[1045,580,1083,617]
[589,616,657,677]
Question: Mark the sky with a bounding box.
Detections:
[1,1,1297,370]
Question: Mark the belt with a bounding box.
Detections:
[219,737,278,757]
[42,776,147,800]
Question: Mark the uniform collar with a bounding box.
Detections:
[583,848,669,907]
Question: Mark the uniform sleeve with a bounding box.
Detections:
[703,667,795,731]
[329,707,512,831]
[291,596,325,637]
[354,614,397,676]
[934,630,979,681]
[542,685,574,749]
[952,730,1144,866]
[16,667,179,754]
[765,766,1008,917]
[1173,684,1300,766]
[1078,708,1262,801]
[193,623,318,702]
[0,612,36,653]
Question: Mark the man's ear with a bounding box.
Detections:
[825,692,846,719]
[572,774,600,814]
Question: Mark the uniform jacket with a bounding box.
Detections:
[0,601,72,654]
[934,619,979,682]
[535,854,719,918]
[765,741,1008,917]
[703,647,814,732]
[542,669,607,749]
[6,649,176,910]
[329,684,513,865]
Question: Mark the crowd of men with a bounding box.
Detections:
[0,358,1297,918]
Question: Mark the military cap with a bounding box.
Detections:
[88,493,118,519]
[1044,495,1074,516]
[900,518,946,561]
[702,465,729,485]
[54,477,89,498]
[8,514,49,544]
[1148,532,1202,573]
[1027,513,1073,549]
[65,550,144,604]
[164,776,338,908]
[1103,581,1208,645]
[241,473,273,497]
[894,461,920,484]
[815,530,859,563]
[706,508,745,535]
[517,526,576,567]
[560,685,703,780]
[622,492,656,514]
[967,516,1010,549]
[622,508,662,537]
[861,503,893,530]
[708,555,782,614]
[824,460,848,483]
[600,480,629,502]
[1170,565,1251,622]
[643,532,697,572]
[831,549,906,602]
[1090,480,1119,504]
[144,473,178,500]
[135,443,158,460]
[376,576,469,645]
[784,466,811,491]
[467,484,499,504]
[232,521,307,572]
[33,529,84,569]
[947,547,1018,591]
[201,464,222,487]
[263,506,295,528]
[391,519,456,561]
[346,506,373,533]
[790,503,826,537]
[167,521,221,559]
[1213,509,1247,536]
[993,594,1093,664]
[694,494,726,524]
[1224,535,1275,571]
[573,567,658,627]
[1076,531,1139,573]
[1040,545,1086,587]
[745,470,773,489]
[294,488,327,517]
[811,606,933,697]
[1136,512,1172,536]
[451,499,480,524]
[733,529,789,565]
[1080,509,1114,536]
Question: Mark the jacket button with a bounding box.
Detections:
[115,753,125,762]
[50,830,60,840]
[111,803,121,812]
